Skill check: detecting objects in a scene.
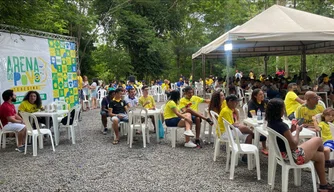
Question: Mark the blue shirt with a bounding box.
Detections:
[124,96,138,108]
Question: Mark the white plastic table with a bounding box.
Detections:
[243,118,315,185]
[34,110,69,146]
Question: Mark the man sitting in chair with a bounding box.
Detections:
[295,91,324,131]
[108,88,130,145]
[0,90,27,152]
[139,85,156,132]
[124,87,138,108]
[101,90,115,135]
[179,86,213,148]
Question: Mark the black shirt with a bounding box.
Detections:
[247,99,268,118]
[101,97,111,112]
[268,119,289,152]
[108,99,127,114]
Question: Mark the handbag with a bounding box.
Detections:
[158,119,164,139]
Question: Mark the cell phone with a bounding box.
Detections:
[297,118,304,126]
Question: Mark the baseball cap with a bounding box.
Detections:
[225,94,241,102]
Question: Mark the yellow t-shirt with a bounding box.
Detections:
[284,91,301,116]
[319,121,333,142]
[139,95,155,109]
[217,106,234,137]
[161,83,170,91]
[179,96,204,112]
[77,75,83,90]
[249,72,254,79]
[18,100,39,113]
[206,79,214,86]
[221,100,227,109]
[164,100,178,119]
[295,104,325,125]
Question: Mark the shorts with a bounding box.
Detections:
[2,122,25,132]
[91,91,97,98]
[79,89,84,100]
[100,111,109,117]
[281,147,305,165]
[165,117,182,127]
[111,114,128,122]
[191,115,202,123]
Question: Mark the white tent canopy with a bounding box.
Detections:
[192,5,334,59]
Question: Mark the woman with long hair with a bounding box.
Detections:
[164,90,195,148]
[18,91,42,113]
[266,98,334,191]
[82,75,90,110]
[208,90,226,115]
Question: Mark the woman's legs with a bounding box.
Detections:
[177,113,192,143]
[299,137,327,185]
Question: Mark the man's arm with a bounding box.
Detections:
[7,115,23,124]
[295,97,305,104]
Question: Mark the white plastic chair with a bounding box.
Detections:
[161,104,184,148]
[210,111,230,168]
[242,103,248,118]
[267,127,317,192]
[236,86,245,107]
[127,107,150,148]
[223,119,261,180]
[60,105,81,144]
[201,108,213,143]
[97,89,107,108]
[318,100,326,109]
[20,112,55,156]
[0,121,18,149]
[83,91,91,110]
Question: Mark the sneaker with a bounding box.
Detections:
[102,128,108,135]
[184,130,195,137]
[15,146,25,153]
[195,139,202,148]
[184,141,197,148]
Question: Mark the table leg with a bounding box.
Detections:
[155,113,159,142]
[52,115,59,146]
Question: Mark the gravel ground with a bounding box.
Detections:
[0,102,317,191]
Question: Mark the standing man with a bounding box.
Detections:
[108,88,130,144]
[0,90,26,152]
[284,83,305,120]
[100,90,115,135]
[124,87,139,108]
[179,86,213,148]
[295,91,324,130]
[77,70,84,109]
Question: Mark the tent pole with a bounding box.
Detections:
[202,54,206,97]
[264,56,269,76]
[225,51,231,96]
[301,46,307,82]
[191,59,194,86]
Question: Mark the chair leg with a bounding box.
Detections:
[254,152,261,180]
[229,152,236,180]
[142,128,146,148]
[146,128,150,144]
[208,125,212,144]
[2,133,6,149]
[282,166,289,192]
[129,127,133,148]
[15,132,18,146]
[38,134,44,149]
[171,129,176,148]
[213,139,220,161]
[293,168,301,186]
[24,134,28,155]
[271,161,277,190]
[33,135,38,156]
[0,133,2,149]
[49,132,55,152]
[225,143,231,172]
[71,126,76,144]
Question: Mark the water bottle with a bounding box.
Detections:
[257,109,261,120]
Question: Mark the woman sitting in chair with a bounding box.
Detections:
[266,98,334,191]
[163,90,195,148]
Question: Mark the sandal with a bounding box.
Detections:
[318,183,334,192]
[206,118,214,126]
[325,160,334,168]
[112,140,119,145]
[261,149,269,156]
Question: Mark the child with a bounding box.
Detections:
[313,107,334,168]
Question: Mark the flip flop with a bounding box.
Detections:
[261,149,269,156]
[112,140,119,145]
